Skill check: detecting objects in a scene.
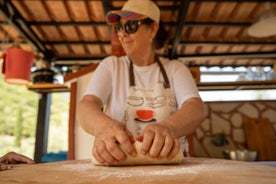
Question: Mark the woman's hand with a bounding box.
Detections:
[136,122,180,160]
[0,152,35,171]
[93,122,137,165]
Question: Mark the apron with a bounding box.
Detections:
[123,58,189,155]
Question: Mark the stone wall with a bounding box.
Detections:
[194,101,276,158]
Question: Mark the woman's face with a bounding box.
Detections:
[116,18,158,57]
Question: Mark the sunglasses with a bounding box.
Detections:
[114,19,152,36]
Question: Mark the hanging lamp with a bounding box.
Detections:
[2,46,34,85]
[248,2,276,38]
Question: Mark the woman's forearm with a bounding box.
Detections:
[162,97,206,138]
[77,95,114,136]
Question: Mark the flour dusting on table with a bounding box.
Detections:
[2,158,276,184]
[57,159,206,182]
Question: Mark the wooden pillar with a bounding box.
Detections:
[67,82,77,160]
[34,93,52,163]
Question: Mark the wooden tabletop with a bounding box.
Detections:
[1,157,276,184]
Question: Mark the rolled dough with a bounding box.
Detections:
[91,141,184,166]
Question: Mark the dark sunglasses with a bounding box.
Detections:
[114,19,152,35]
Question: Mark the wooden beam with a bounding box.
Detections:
[67,82,77,160]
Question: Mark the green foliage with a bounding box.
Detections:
[0,75,38,137]
[0,74,69,158]
[14,108,23,147]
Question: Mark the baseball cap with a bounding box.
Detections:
[106,0,160,24]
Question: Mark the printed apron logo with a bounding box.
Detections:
[125,83,176,136]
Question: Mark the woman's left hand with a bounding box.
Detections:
[136,123,180,160]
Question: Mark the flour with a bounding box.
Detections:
[59,161,92,172]
[57,159,206,182]
[2,158,275,184]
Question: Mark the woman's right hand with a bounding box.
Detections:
[92,122,137,165]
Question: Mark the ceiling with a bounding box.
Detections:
[1,0,276,75]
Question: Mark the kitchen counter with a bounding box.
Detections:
[1,157,276,184]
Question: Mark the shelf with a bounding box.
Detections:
[197,80,276,91]
[27,83,69,93]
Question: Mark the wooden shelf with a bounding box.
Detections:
[27,83,69,93]
[197,80,276,91]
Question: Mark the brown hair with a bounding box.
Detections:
[143,18,169,50]
[154,20,169,50]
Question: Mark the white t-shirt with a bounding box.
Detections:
[85,55,200,121]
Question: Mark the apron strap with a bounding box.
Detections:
[129,61,135,87]
[157,59,170,88]
[129,57,170,88]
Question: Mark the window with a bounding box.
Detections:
[199,66,276,101]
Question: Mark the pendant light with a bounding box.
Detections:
[248,2,276,38]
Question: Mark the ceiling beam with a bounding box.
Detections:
[177,51,276,60]
[43,41,110,45]
[7,0,276,2]
[13,21,251,27]
[169,0,190,59]
[24,21,107,26]
[183,22,251,27]
[41,40,276,46]
[0,0,46,53]
[54,51,276,62]
[101,0,113,15]
[192,0,276,2]
[179,41,276,46]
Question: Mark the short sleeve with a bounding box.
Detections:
[169,61,201,107]
[84,56,114,105]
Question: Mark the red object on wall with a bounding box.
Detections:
[2,47,34,85]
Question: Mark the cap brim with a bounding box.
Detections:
[106,10,147,24]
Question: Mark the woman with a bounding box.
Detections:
[77,0,205,165]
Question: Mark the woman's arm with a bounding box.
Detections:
[77,95,136,164]
[163,97,205,138]
[77,95,112,135]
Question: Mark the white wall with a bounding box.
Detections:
[66,72,95,159]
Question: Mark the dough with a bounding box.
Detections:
[91,141,184,166]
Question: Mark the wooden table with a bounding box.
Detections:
[1,157,276,184]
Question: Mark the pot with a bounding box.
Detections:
[32,69,55,83]
[223,149,258,161]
